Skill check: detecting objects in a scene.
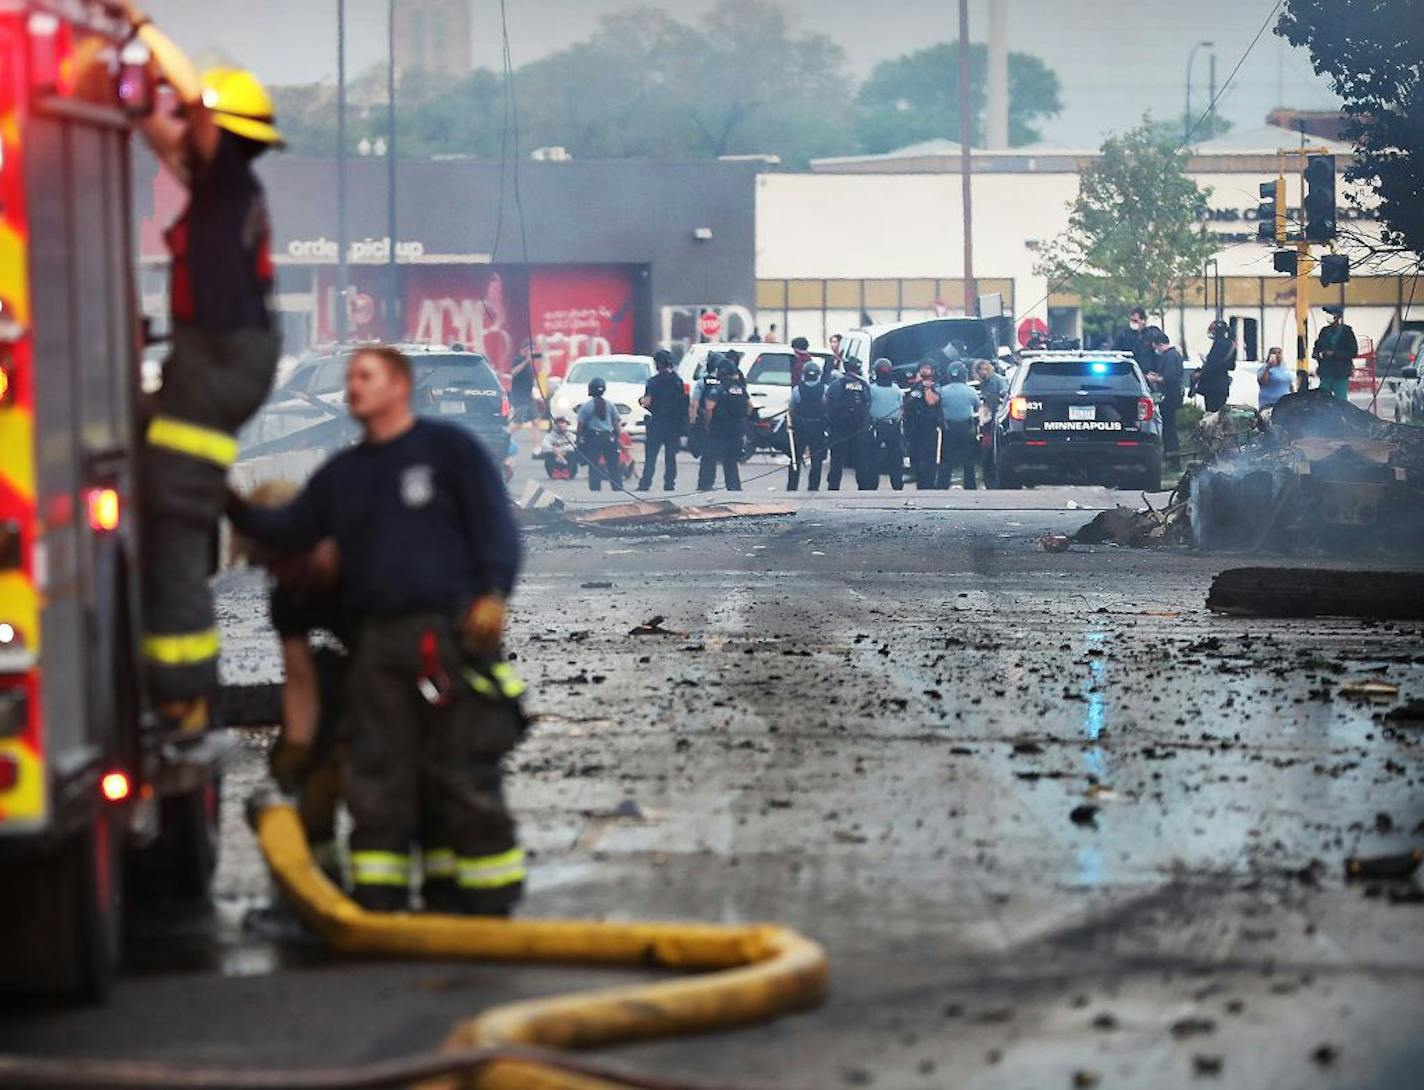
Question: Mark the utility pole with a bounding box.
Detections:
[386,0,400,341]
[957,0,977,316]
[335,0,348,342]
[985,0,1008,149]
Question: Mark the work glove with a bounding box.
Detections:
[461,594,507,658]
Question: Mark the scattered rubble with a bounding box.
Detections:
[1170,1017,1217,1040]
[1345,850,1422,882]
[1192,1055,1224,1078]
[1385,701,1424,724]
[629,616,683,637]
[1338,678,1401,703]
[1310,1044,1339,1067]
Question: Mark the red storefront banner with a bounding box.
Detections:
[527,266,636,379]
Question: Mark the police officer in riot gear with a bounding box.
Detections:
[937,361,981,489]
[697,353,749,491]
[689,352,724,459]
[826,357,873,490]
[902,360,943,490]
[577,376,622,491]
[868,358,904,491]
[637,349,687,491]
[787,359,830,491]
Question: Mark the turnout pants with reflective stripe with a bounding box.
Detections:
[142,324,280,703]
[345,614,527,915]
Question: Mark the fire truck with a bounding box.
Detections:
[0,0,228,999]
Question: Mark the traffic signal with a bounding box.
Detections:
[1319,253,1350,287]
[1273,249,1299,275]
[1303,154,1337,242]
[1257,180,1284,243]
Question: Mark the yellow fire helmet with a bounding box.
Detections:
[200,67,286,148]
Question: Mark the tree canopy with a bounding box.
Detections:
[268,1,1063,166]
[854,43,1062,152]
[1035,119,1219,325]
[1276,0,1423,257]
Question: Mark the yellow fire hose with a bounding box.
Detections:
[254,799,830,1090]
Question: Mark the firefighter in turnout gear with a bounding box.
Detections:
[826,357,874,490]
[869,358,905,491]
[116,2,284,728]
[787,359,830,491]
[902,360,943,490]
[696,352,749,491]
[229,346,528,916]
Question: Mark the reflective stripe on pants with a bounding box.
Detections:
[146,415,240,467]
[142,627,221,667]
[463,660,527,700]
[423,847,457,880]
[351,850,411,888]
[457,848,527,890]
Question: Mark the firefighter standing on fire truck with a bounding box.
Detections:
[115,1,284,729]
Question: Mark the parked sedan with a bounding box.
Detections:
[238,346,513,472]
[1378,330,1424,424]
[547,355,655,435]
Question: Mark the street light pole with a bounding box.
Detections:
[335,0,348,342]
[1208,51,1217,136]
[1183,40,1214,142]
[386,0,399,341]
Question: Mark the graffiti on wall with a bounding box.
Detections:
[315,266,638,378]
[660,304,756,355]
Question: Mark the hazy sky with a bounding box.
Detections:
[145,0,1341,147]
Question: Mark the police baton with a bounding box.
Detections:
[786,413,801,468]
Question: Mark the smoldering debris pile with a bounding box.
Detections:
[1076,391,1424,551]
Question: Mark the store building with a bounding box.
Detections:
[757,123,1419,362]
[136,156,761,377]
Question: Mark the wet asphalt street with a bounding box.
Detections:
[4,463,1424,1090]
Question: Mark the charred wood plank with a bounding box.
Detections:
[1207,567,1424,619]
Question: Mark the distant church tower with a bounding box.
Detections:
[394,0,472,79]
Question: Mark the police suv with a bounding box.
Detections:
[989,351,1163,490]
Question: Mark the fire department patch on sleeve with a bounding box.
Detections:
[400,464,435,508]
